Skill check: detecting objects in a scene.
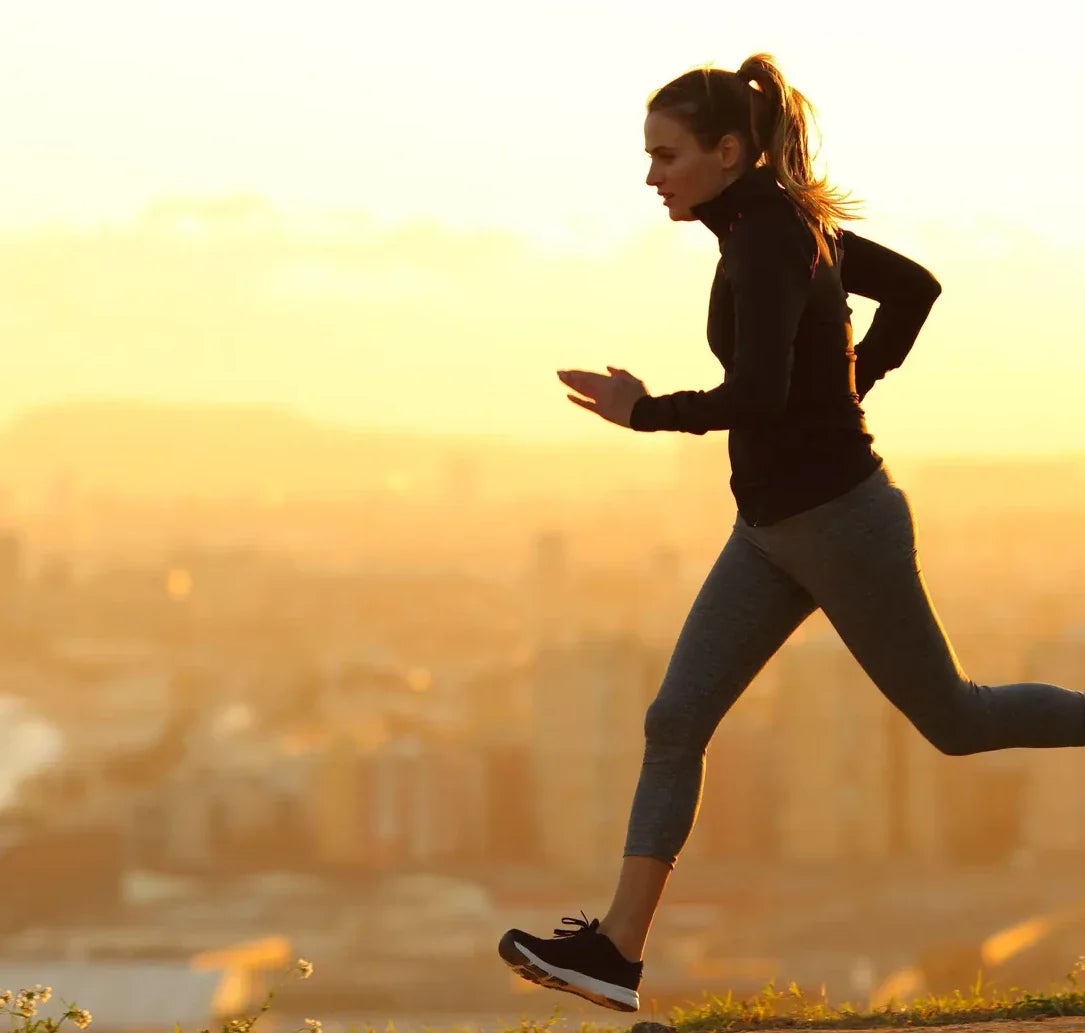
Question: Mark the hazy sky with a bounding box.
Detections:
[1,0,1082,458]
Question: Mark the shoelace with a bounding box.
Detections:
[553,910,600,938]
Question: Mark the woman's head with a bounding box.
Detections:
[644,53,861,262]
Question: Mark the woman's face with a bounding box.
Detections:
[644,109,743,222]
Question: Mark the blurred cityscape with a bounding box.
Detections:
[0,404,1083,1033]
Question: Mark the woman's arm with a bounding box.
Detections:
[837,230,942,400]
[630,205,812,434]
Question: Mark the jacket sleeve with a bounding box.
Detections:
[630,206,813,434]
[837,230,942,400]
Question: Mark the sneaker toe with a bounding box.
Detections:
[497,927,534,966]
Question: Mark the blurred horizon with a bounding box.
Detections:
[1,0,1083,458]
[1,197,1082,458]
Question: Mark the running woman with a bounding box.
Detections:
[497,52,1085,1013]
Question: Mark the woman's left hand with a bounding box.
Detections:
[557,365,649,428]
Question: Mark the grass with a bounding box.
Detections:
[636,955,1085,1031]
[3,956,1085,1033]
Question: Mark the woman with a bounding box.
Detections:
[497,53,1085,1013]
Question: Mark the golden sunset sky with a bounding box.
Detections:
[1,0,1082,459]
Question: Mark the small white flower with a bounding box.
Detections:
[296,958,314,980]
[305,1019,323,1033]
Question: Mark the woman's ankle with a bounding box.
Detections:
[597,919,644,964]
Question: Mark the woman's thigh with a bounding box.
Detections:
[749,471,969,730]
[649,522,817,744]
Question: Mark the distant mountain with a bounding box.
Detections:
[0,399,679,501]
[0,400,1080,506]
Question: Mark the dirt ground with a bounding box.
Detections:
[816,1021,1084,1033]
[835,1022,1085,1033]
[630,1017,1085,1033]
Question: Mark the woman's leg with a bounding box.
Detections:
[599,523,817,961]
[755,467,1085,754]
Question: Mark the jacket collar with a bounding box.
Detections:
[690,164,783,242]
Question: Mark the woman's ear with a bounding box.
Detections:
[716,132,745,172]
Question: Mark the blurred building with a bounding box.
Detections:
[773,631,895,863]
[683,674,781,863]
[526,632,669,879]
[460,657,539,864]
[130,745,309,871]
[527,530,572,646]
[1019,624,1085,860]
[308,729,487,872]
[0,823,123,930]
[770,622,1046,869]
[0,530,23,598]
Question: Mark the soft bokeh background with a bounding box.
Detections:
[1,3,1083,1033]
[1,0,1083,453]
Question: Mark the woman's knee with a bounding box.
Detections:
[644,696,706,751]
[923,724,982,756]
[911,685,989,756]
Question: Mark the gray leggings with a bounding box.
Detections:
[624,464,1085,867]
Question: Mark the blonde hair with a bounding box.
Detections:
[647,53,864,265]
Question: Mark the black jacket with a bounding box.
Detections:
[630,164,942,526]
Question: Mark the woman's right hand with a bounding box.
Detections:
[557,365,648,428]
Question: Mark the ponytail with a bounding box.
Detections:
[736,53,862,264]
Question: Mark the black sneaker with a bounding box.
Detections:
[498,911,642,1012]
